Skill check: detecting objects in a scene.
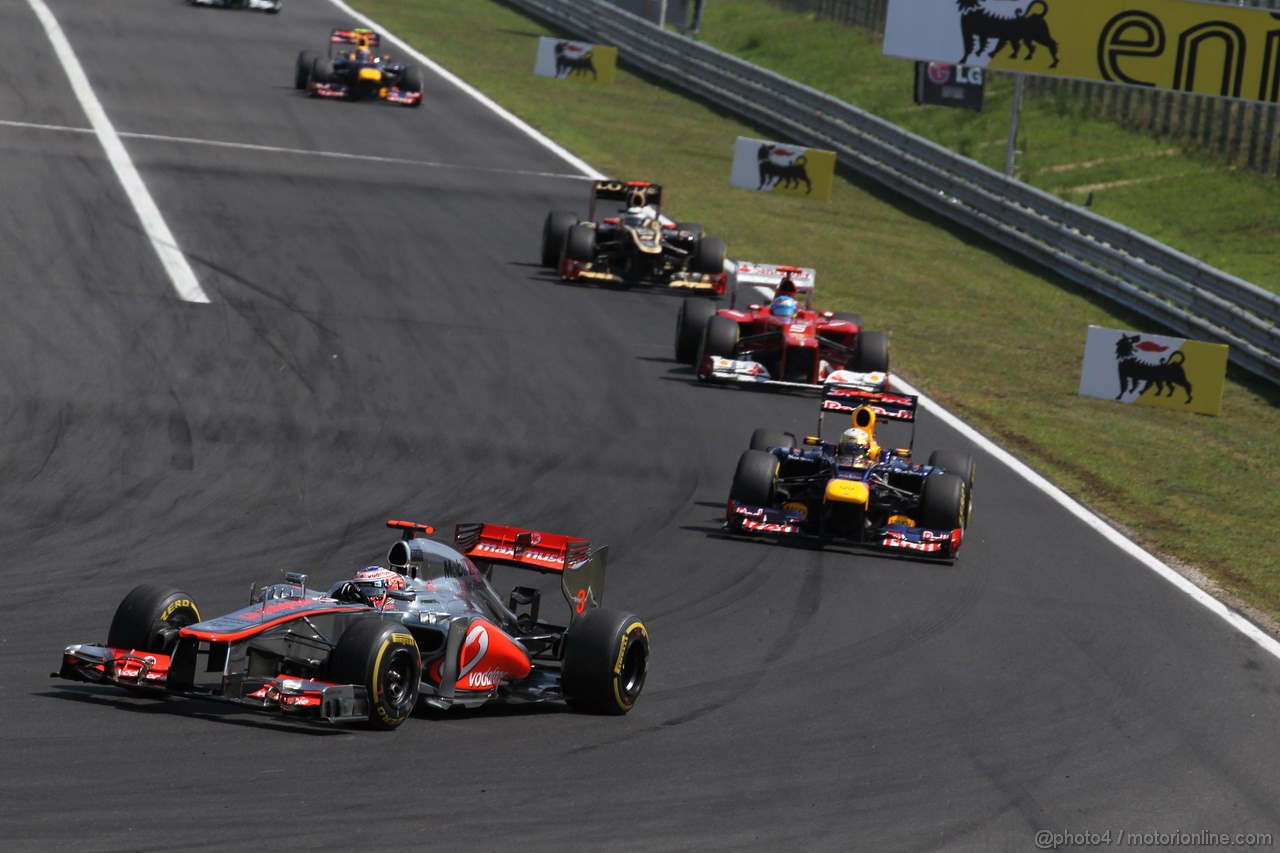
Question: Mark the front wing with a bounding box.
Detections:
[307,81,422,106]
[559,257,727,294]
[697,356,889,394]
[724,500,962,558]
[57,643,372,724]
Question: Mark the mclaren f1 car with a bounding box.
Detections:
[56,520,649,729]
[724,386,975,559]
[676,262,891,391]
[295,28,423,107]
[541,180,728,293]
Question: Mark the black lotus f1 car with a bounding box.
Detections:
[541,180,728,293]
[295,28,423,107]
[725,386,976,559]
[189,0,281,11]
[56,520,649,729]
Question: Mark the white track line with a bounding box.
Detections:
[324,0,605,180]
[28,0,209,303]
[891,375,1280,660]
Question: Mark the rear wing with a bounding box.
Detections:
[454,523,606,618]
[588,180,662,219]
[730,262,816,309]
[453,523,591,574]
[330,28,380,47]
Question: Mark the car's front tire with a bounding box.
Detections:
[542,211,578,267]
[107,584,203,654]
[328,619,421,730]
[676,297,717,364]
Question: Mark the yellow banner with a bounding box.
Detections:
[884,0,1280,104]
[1079,326,1228,415]
[729,137,837,202]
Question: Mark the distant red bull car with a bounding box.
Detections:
[675,262,890,391]
[295,28,423,107]
[56,520,648,729]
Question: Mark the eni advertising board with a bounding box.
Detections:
[884,0,1280,105]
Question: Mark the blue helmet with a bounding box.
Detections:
[771,295,798,317]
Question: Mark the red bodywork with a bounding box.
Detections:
[698,304,862,385]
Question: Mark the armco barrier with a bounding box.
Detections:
[506,0,1280,387]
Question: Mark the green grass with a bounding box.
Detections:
[350,0,1280,624]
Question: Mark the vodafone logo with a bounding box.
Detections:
[458,624,489,680]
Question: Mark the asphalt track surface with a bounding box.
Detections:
[4,2,1280,851]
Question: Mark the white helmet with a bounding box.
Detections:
[838,428,870,457]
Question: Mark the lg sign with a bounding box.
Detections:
[915,61,985,110]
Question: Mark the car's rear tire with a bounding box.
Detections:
[542,211,578,268]
[676,297,717,364]
[561,609,648,715]
[697,314,739,364]
[563,223,596,264]
[107,584,203,654]
[749,428,797,452]
[928,450,975,526]
[919,473,966,532]
[295,51,317,90]
[852,330,890,373]
[692,235,726,274]
[328,619,421,730]
[730,449,778,507]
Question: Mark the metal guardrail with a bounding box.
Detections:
[506,0,1280,387]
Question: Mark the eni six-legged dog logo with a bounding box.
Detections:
[957,0,1059,67]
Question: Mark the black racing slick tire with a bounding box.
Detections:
[749,428,797,452]
[402,65,424,94]
[919,473,967,533]
[679,222,705,240]
[675,297,717,364]
[563,223,596,263]
[730,449,778,508]
[692,235,726,274]
[561,608,648,715]
[107,584,203,654]
[541,211,578,267]
[697,314,739,363]
[310,57,334,87]
[928,450,976,526]
[328,619,421,730]
[852,330,890,373]
[295,51,317,90]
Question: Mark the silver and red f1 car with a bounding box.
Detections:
[675,263,891,391]
[56,520,648,729]
[295,29,423,107]
[541,180,728,294]
[724,386,975,559]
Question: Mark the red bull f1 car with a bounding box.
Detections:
[56,520,648,729]
[541,180,728,293]
[675,263,891,391]
[295,29,423,107]
[725,386,975,559]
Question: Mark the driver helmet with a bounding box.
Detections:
[838,427,871,461]
[622,206,649,227]
[771,295,798,318]
[353,566,407,608]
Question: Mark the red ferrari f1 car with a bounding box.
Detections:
[675,263,891,391]
[56,521,648,729]
[295,28,423,107]
[541,180,728,294]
